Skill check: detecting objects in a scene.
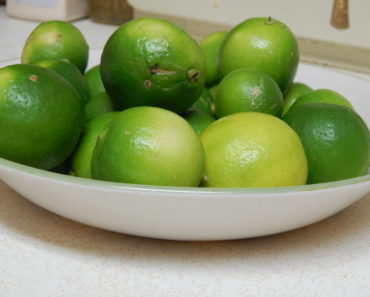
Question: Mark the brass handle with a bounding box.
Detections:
[331,0,349,29]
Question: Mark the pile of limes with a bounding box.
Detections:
[0,17,369,188]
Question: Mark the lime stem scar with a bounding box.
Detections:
[187,69,200,82]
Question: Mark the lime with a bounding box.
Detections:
[200,31,228,87]
[21,20,89,73]
[100,17,205,113]
[183,109,216,134]
[72,112,118,178]
[282,82,312,116]
[84,91,115,123]
[0,64,84,169]
[91,106,204,186]
[215,69,283,118]
[84,65,106,98]
[284,103,369,184]
[200,112,307,187]
[191,87,215,115]
[33,59,89,104]
[209,84,219,100]
[289,89,353,112]
[219,17,299,92]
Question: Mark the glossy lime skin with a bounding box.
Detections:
[282,82,312,116]
[84,91,115,123]
[84,65,106,98]
[289,89,353,112]
[100,18,206,113]
[200,31,228,87]
[200,112,307,188]
[91,106,204,187]
[284,103,370,184]
[183,109,216,134]
[34,59,90,104]
[215,69,283,118]
[22,20,89,73]
[0,64,84,170]
[219,17,299,93]
[72,112,118,178]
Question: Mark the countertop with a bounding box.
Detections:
[1,6,370,297]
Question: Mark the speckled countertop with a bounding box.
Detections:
[1,6,370,297]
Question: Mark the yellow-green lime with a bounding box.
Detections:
[33,59,90,104]
[91,106,204,186]
[183,109,216,134]
[22,20,89,73]
[200,112,307,188]
[215,69,283,118]
[0,64,84,169]
[219,17,299,92]
[84,91,115,123]
[284,103,369,184]
[200,31,228,87]
[282,82,312,116]
[100,17,205,113]
[72,112,119,178]
[289,89,353,112]
[84,65,106,97]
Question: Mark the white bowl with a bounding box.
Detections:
[0,49,370,241]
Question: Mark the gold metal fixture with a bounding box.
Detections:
[331,0,349,29]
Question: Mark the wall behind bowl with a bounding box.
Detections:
[129,0,370,75]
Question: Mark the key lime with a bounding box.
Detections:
[91,106,204,187]
[0,64,84,169]
[183,109,216,134]
[219,17,299,92]
[191,87,215,116]
[34,59,89,104]
[84,91,115,123]
[84,65,106,98]
[200,112,307,187]
[200,31,228,87]
[284,103,370,184]
[282,82,312,116]
[215,69,283,118]
[100,17,205,113]
[72,112,118,178]
[21,20,89,73]
[289,89,353,112]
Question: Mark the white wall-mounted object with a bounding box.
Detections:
[6,0,89,21]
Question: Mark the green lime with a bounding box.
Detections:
[200,112,307,187]
[219,17,299,92]
[183,109,216,134]
[100,17,205,113]
[284,103,369,184]
[200,31,228,87]
[33,59,90,104]
[72,112,119,178]
[282,82,312,116]
[84,91,115,123]
[191,87,215,115]
[209,84,219,100]
[84,65,106,98]
[0,64,84,169]
[21,20,89,73]
[289,89,353,112]
[91,106,204,186]
[215,69,283,118]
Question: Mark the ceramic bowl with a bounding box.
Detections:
[0,49,369,241]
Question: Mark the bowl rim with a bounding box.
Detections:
[1,157,370,195]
